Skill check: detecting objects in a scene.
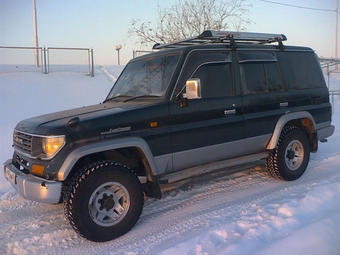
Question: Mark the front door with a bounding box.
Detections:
[169,51,244,173]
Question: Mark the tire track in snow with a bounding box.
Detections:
[108,169,339,255]
[1,152,339,254]
[48,161,340,255]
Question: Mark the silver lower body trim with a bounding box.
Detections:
[317,125,335,141]
[161,152,268,183]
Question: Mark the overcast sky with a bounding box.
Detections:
[1,0,339,65]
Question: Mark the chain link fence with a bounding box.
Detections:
[0,46,94,76]
[0,46,44,73]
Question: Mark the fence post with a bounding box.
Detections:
[90,48,94,77]
[47,48,50,73]
[43,47,48,74]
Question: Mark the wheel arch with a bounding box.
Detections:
[58,137,162,198]
[266,111,317,152]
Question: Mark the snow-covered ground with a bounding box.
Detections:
[0,66,340,255]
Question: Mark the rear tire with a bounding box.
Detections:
[63,161,144,242]
[266,126,310,181]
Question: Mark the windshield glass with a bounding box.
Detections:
[106,53,180,100]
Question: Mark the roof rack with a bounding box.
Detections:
[152,30,287,50]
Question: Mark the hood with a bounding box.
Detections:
[15,101,141,135]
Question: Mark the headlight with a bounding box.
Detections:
[42,136,65,159]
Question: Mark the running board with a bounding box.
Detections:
[160,152,269,184]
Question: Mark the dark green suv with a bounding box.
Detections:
[3,30,334,242]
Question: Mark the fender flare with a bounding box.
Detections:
[266,111,316,150]
[57,137,158,181]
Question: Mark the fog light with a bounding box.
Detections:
[32,164,45,176]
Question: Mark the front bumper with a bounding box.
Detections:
[3,159,62,204]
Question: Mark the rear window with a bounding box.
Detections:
[284,52,326,90]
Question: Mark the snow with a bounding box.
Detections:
[0,66,340,255]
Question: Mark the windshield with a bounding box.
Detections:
[105,53,180,101]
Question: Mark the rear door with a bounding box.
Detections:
[236,51,291,153]
[168,50,244,172]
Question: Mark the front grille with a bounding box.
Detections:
[14,131,33,155]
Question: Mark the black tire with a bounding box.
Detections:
[266,126,310,181]
[63,161,144,242]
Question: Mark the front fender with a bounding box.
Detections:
[57,137,158,181]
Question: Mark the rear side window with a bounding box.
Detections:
[238,52,283,94]
[284,52,325,90]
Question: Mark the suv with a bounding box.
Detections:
[3,31,334,242]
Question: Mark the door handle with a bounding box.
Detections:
[280,102,289,108]
[224,109,236,115]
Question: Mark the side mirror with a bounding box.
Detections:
[183,78,201,99]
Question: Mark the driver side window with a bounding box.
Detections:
[175,50,234,99]
[191,62,233,98]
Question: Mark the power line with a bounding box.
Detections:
[259,0,339,13]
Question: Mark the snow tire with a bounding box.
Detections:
[266,126,310,181]
[63,161,144,242]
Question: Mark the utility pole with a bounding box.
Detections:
[336,0,339,69]
[33,0,39,67]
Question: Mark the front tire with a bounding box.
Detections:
[266,127,310,181]
[63,161,144,242]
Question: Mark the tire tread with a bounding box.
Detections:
[63,160,144,242]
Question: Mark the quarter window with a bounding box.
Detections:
[284,52,325,89]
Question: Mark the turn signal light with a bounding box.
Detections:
[31,164,45,176]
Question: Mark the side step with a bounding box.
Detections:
[160,152,269,184]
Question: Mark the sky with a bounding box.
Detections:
[0,0,339,65]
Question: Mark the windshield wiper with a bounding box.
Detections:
[123,94,161,102]
[103,95,129,103]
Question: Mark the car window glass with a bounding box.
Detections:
[175,51,233,97]
[191,62,233,98]
[240,63,266,93]
[266,63,283,91]
[107,53,180,99]
[240,62,283,94]
[284,52,326,89]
